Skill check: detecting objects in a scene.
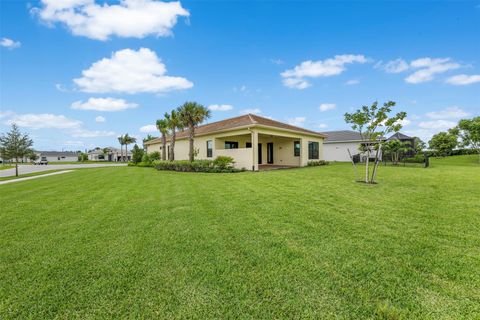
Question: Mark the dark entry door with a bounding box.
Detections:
[258,143,262,164]
[267,143,274,164]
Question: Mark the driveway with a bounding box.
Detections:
[0,163,127,178]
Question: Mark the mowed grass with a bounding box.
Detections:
[0,156,479,319]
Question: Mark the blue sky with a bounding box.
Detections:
[1,0,479,151]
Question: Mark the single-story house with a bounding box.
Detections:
[387,132,417,157]
[321,130,385,162]
[36,151,79,162]
[88,147,131,162]
[145,114,326,171]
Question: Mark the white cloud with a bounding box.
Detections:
[426,106,469,119]
[71,97,139,111]
[74,48,193,94]
[287,117,306,126]
[445,74,480,85]
[239,108,262,115]
[34,0,189,41]
[208,104,233,111]
[319,103,336,112]
[139,124,158,133]
[3,112,115,138]
[405,58,460,84]
[95,116,106,123]
[418,120,457,130]
[318,123,328,129]
[380,58,409,73]
[1,37,21,49]
[281,54,367,89]
[345,79,360,85]
[270,58,284,65]
[6,113,82,129]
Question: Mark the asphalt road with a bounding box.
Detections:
[0,163,127,178]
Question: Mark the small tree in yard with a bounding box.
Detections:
[156,118,169,161]
[429,129,458,157]
[384,139,411,165]
[177,102,211,162]
[131,144,144,164]
[164,110,182,161]
[344,101,406,184]
[0,124,34,177]
[457,116,480,162]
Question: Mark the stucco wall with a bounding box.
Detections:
[323,142,361,162]
[216,148,253,170]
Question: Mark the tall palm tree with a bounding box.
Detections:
[156,118,169,161]
[178,102,211,162]
[123,134,137,162]
[164,110,182,161]
[117,135,125,162]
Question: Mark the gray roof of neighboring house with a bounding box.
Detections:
[387,132,413,141]
[38,151,79,157]
[321,130,387,143]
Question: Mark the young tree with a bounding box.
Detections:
[123,134,137,162]
[429,130,458,157]
[457,116,480,162]
[156,118,169,161]
[344,101,406,183]
[131,144,144,164]
[0,124,34,177]
[164,110,182,161]
[384,140,411,165]
[177,102,211,162]
[117,135,125,162]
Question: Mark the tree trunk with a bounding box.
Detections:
[365,149,370,183]
[125,144,128,162]
[170,133,176,161]
[15,157,18,177]
[161,134,166,161]
[371,145,381,183]
[189,125,195,162]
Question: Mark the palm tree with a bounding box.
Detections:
[156,118,169,161]
[164,110,182,161]
[123,134,137,162]
[117,135,125,162]
[178,102,211,162]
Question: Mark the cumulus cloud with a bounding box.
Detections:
[378,58,409,73]
[139,124,158,133]
[287,117,306,126]
[425,106,469,119]
[318,123,328,129]
[1,37,21,49]
[208,104,233,111]
[319,103,336,112]
[345,79,360,85]
[239,108,262,115]
[405,58,460,84]
[445,74,480,85]
[71,97,139,111]
[33,0,189,41]
[95,116,106,123]
[418,120,457,130]
[3,112,115,138]
[281,54,367,89]
[73,48,193,94]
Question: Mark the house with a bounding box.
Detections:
[88,147,131,162]
[321,130,384,162]
[387,132,417,157]
[35,151,79,162]
[144,114,326,171]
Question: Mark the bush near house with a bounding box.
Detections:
[155,156,242,173]
[307,160,329,166]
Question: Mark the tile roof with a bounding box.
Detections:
[387,132,413,141]
[37,151,79,157]
[145,114,326,145]
[321,130,387,143]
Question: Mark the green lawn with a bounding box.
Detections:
[0,165,14,170]
[1,156,479,319]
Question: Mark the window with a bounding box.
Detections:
[246,142,252,148]
[225,141,239,149]
[206,140,213,157]
[308,141,319,159]
[294,141,300,157]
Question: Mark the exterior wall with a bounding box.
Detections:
[215,148,253,169]
[323,142,361,162]
[40,155,78,162]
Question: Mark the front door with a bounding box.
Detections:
[258,143,262,164]
[267,142,274,164]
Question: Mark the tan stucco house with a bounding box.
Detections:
[145,114,326,171]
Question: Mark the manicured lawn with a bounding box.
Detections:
[0,165,14,170]
[1,156,479,319]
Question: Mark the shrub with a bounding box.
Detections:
[149,151,161,161]
[213,156,235,169]
[141,153,150,163]
[307,160,329,166]
[154,156,242,173]
[403,154,425,163]
[131,144,144,164]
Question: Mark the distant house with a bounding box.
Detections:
[88,147,131,162]
[321,130,385,162]
[145,114,326,171]
[387,132,417,157]
[36,151,79,162]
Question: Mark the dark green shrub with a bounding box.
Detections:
[307,160,329,166]
[131,144,144,164]
[149,151,161,161]
[141,153,150,163]
[154,157,242,173]
[213,156,235,169]
[403,154,425,163]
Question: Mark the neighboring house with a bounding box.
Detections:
[321,130,384,162]
[88,147,131,162]
[35,151,79,162]
[387,132,417,157]
[145,114,326,171]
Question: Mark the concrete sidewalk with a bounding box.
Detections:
[0,163,126,178]
[0,170,74,185]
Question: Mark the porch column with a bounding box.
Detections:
[251,130,258,171]
[300,138,307,167]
